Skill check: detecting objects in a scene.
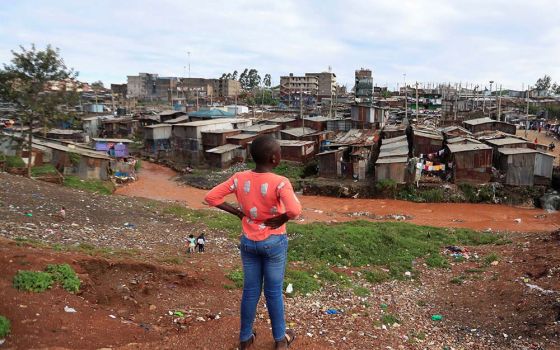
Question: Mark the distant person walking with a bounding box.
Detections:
[205,135,301,349]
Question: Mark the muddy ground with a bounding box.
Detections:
[1,172,560,349]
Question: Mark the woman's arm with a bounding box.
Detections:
[205,175,244,220]
[216,202,244,220]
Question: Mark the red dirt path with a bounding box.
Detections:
[116,162,560,233]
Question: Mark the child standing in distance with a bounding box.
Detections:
[205,135,301,350]
[186,234,196,254]
[196,233,206,253]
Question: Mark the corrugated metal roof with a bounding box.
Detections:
[175,118,249,127]
[145,123,173,129]
[188,108,235,118]
[304,116,335,122]
[381,140,408,150]
[446,137,481,144]
[206,144,241,154]
[463,117,495,125]
[378,147,409,158]
[382,135,407,144]
[440,125,472,135]
[276,140,314,146]
[201,129,241,134]
[160,110,186,117]
[414,129,443,140]
[447,143,492,153]
[92,138,134,143]
[485,137,528,146]
[330,129,377,146]
[164,115,190,124]
[281,127,317,137]
[376,156,408,164]
[265,117,297,123]
[227,133,256,140]
[243,124,280,132]
[498,148,538,155]
[33,139,110,160]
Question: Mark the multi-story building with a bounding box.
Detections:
[212,79,242,98]
[279,73,319,107]
[305,72,336,100]
[354,68,373,102]
[127,73,160,99]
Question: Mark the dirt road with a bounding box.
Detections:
[516,129,559,166]
[116,162,560,233]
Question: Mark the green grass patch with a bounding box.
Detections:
[0,315,10,339]
[45,264,81,293]
[284,269,320,295]
[450,275,466,285]
[380,313,400,325]
[13,270,53,292]
[353,286,371,297]
[63,176,114,195]
[226,268,244,289]
[288,221,501,276]
[164,205,240,237]
[483,252,500,266]
[5,155,25,168]
[425,253,450,268]
[159,256,184,265]
[31,164,58,177]
[363,268,390,283]
[465,267,486,274]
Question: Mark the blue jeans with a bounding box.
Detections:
[239,234,288,342]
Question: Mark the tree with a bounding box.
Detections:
[0,44,77,177]
[91,80,104,89]
[247,69,261,90]
[263,74,271,88]
[239,69,249,90]
[551,82,560,95]
[232,70,238,80]
[535,75,552,92]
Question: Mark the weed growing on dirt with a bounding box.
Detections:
[31,164,58,177]
[425,253,450,268]
[380,313,400,325]
[288,221,501,274]
[483,252,500,266]
[284,269,320,295]
[45,264,81,293]
[5,155,25,168]
[363,269,390,283]
[13,270,53,292]
[353,286,371,297]
[64,176,114,195]
[160,256,184,265]
[450,275,466,285]
[14,237,49,248]
[0,315,10,338]
[226,269,244,288]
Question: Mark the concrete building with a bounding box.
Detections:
[212,79,242,98]
[280,73,318,107]
[354,68,373,102]
[127,73,161,99]
[305,72,336,99]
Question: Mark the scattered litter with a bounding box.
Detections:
[109,315,117,319]
[490,260,499,266]
[444,246,471,260]
[431,314,443,321]
[64,306,77,313]
[325,309,340,315]
[24,212,33,217]
[380,303,388,310]
[404,271,412,278]
[285,283,293,294]
[173,311,184,317]
[123,222,136,229]
[525,283,556,295]
[313,209,323,214]
[513,218,521,223]
[0,339,5,346]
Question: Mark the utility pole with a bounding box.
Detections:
[415,81,419,120]
[498,84,502,121]
[300,87,303,133]
[525,85,530,138]
[403,73,407,122]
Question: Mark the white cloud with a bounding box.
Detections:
[0,0,559,89]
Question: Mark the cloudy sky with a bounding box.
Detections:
[1,0,559,90]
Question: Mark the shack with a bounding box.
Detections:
[42,141,111,180]
[350,105,388,129]
[101,117,139,138]
[164,115,190,124]
[159,110,187,123]
[92,138,134,158]
[446,143,493,184]
[316,148,346,178]
[382,125,406,138]
[45,129,84,142]
[242,124,282,138]
[201,129,242,150]
[496,148,537,186]
[144,124,173,154]
[226,133,259,149]
[263,117,300,130]
[440,125,472,139]
[188,108,235,121]
[205,144,245,169]
[375,157,408,183]
[250,140,314,163]
[326,118,352,132]
[281,127,317,141]
[534,151,555,185]
[303,116,333,131]
[463,117,517,135]
[413,129,443,157]
[82,116,101,138]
